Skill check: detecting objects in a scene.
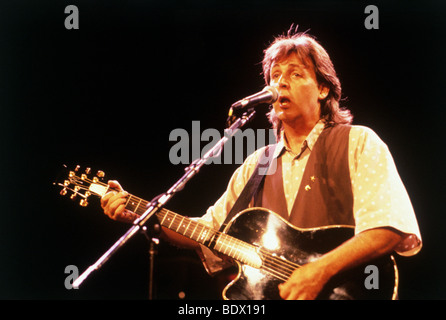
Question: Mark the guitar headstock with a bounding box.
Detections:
[54,165,108,207]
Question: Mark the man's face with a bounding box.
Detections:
[269,52,327,128]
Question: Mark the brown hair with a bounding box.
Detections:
[262,31,353,135]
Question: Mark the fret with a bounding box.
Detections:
[166,214,175,229]
[158,209,197,240]
[126,196,141,213]
[226,237,237,257]
[195,225,203,242]
[199,226,215,245]
[134,198,142,214]
[137,200,150,215]
[206,229,218,247]
[213,233,259,267]
[188,221,200,241]
[229,238,240,258]
[158,210,168,225]
[125,196,133,211]
[182,218,192,238]
[219,236,228,255]
[213,233,224,252]
[175,216,185,233]
[234,243,245,261]
[226,237,235,257]
[197,226,208,243]
[182,219,193,238]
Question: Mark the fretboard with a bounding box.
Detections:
[125,194,262,268]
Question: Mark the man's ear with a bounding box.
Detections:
[318,84,329,100]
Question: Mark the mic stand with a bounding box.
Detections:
[141,223,160,300]
[72,109,257,290]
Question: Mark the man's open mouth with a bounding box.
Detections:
[279,96,291,106]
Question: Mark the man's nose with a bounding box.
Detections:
[278,75,288,88]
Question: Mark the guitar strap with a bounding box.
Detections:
[219,144,277,232]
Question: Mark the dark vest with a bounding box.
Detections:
[254,124,354,228]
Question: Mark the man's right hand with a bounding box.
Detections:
[101,180,138,223]
[101,181,200,250]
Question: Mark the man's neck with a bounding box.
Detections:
[282,119,319,153]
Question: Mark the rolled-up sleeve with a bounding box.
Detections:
[349,126,422,256]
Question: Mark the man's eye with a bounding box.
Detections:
[271,73,280,80]
[292,73,301,78]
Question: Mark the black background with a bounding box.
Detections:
[0,0,445,300]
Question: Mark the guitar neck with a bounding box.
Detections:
[125,194,262,268]
[83,178,262,268]
[125,194,217,246]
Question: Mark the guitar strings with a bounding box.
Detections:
[159,209,300,281]
[260,250,297,280]
[78,176,300,282]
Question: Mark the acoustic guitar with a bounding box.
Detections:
[55,165,398,300]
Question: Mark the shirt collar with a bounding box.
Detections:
[273,120,326,159]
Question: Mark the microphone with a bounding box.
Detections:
[230,86,279,113]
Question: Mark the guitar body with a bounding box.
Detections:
[222,208,398,300]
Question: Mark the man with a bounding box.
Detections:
[101,31,422,300]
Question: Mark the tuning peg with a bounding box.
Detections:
[60,188,68,196]
[93,170,105,183]
[97,170,105,179]
[75,165,80,172]
[70,186,80,200]
[85,167,91,174]
[79,191,91,207]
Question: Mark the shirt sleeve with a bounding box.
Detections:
[349,126,422,256]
